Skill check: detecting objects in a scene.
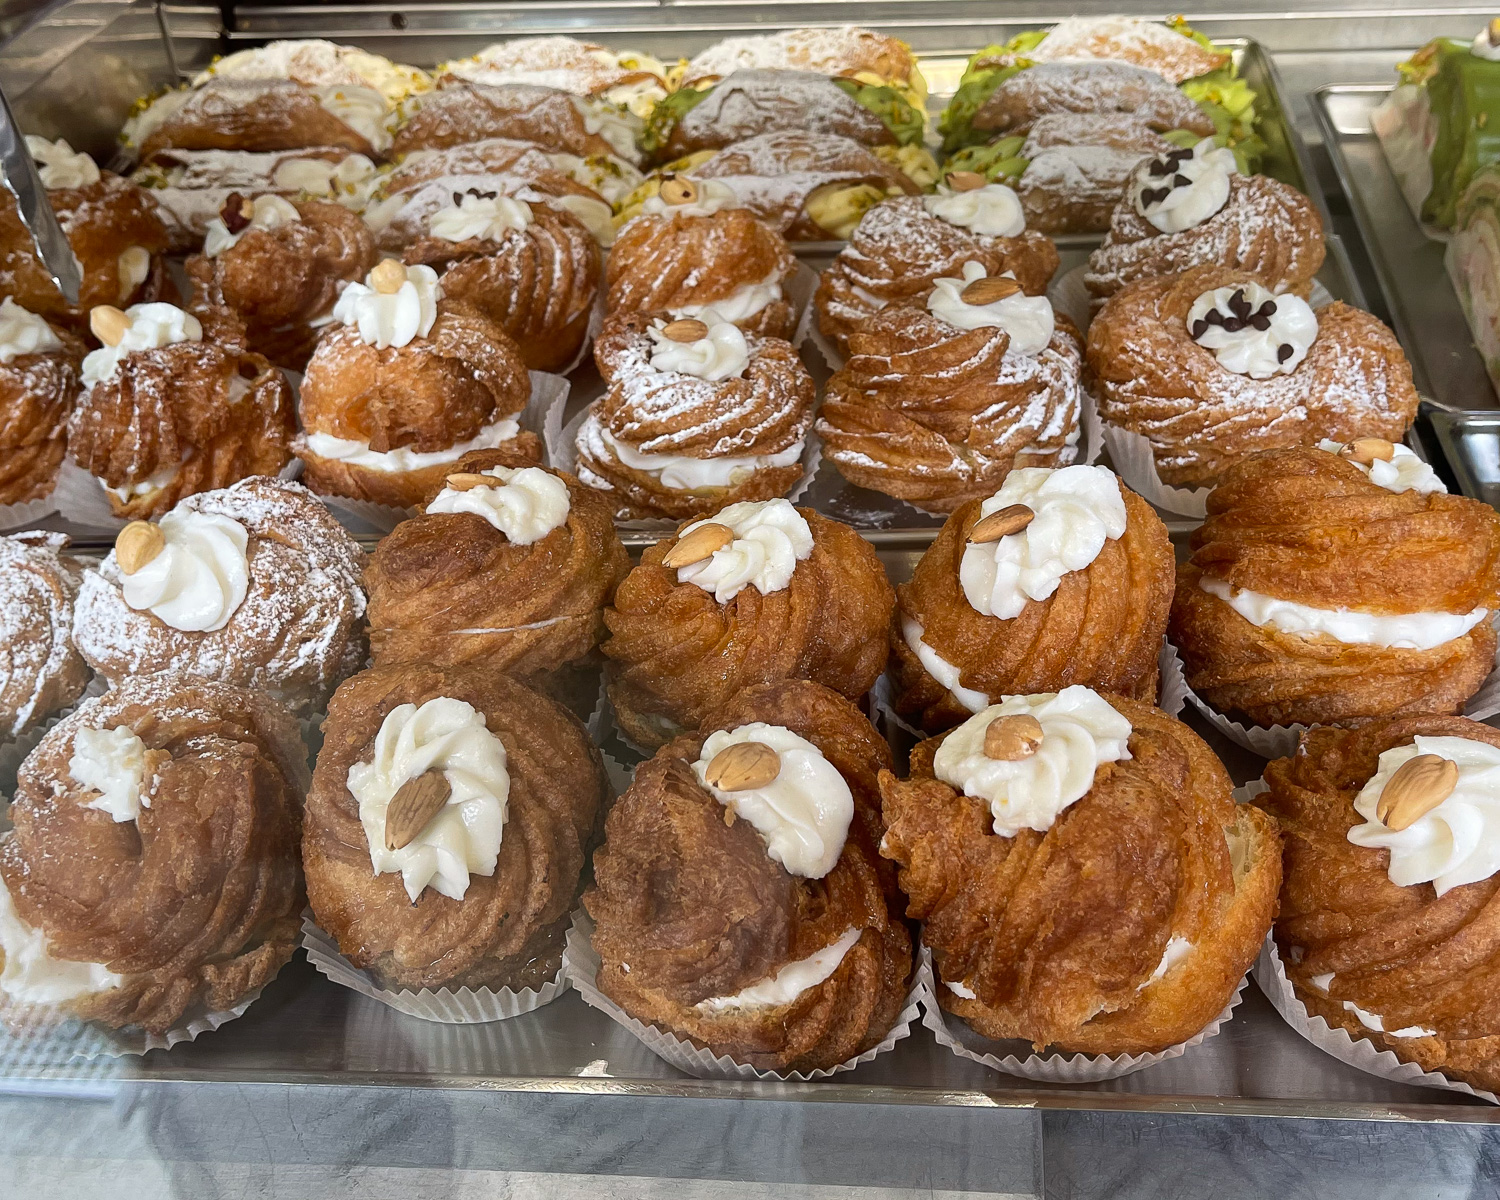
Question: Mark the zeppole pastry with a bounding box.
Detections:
[186,192,376,368]
[0,138,172,326]
[603,499,894,748]
[0,674,307,1032]
[0,298,84,504]
[1087,266,1419,488]
[72,476,367,715]
[880,687,1281,1053]
[66,302,295,519]
[439,36,670,118]
[606,176,798,338]
[1170,444,1500,730]
[303,664,607,992]
[365,450,629,679]
[816,261,1084,513]
[893,466,1173,732]
[575,313,815,520]
[296,259,540,509]
[400,188,600,373]
[585,679,912,1072]
[0,531,88,738]
[1260,715,1500,1092]
[815,182,1059,357]
[1085,139,1326,302]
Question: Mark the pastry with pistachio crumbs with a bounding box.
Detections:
[438,36,670,120]
[679,25,925,108]
[880,688,1280,1054]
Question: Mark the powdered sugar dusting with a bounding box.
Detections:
[0,531,88,737]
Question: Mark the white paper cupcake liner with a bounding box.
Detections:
[52,457,306,532]
[313,370,571,535]
[787,259,819,351]
[0,986,264,1059]
[1231,777,1270,804]
[1101,423,1211,519]
[804,301,844,373]
[1156,639,1188,717]
[1254,938,1497,1105]
[918,945,1247,1082]
[0,492,59,532]
[563,911,921,1081]
[300,915,567,1023]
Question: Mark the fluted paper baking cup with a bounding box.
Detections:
[564,911,920,1081]
[1157,640,1188,717]
[301,916,566,1023]
[315,370,571,535]
[54,457,306,532]
[1231,778,1270,804]
[0,986,264,1059]
[1049,265,1093,333]
[788,260,819,351]
[0,492,58,532]
[1254,938,1498,1105]
[1101,423,1210,519]
[918,945,1247,1082]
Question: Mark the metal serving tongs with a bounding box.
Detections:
[0,82,80,304]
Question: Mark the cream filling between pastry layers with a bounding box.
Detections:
[0,877,123,1006]
[1305,972,1436,1038]
[1198,576,1490,651]
[667,269,784,326]
[305,414,520,474]
[944,934,1193,1003]
[694,927,862,1014]
[590,420,802,490]
[1315,439,1445,495]
[901,616,989,714]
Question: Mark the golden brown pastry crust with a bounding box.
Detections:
[815,194,1059,356]
[303,664,607,992]
[1013,119,1176,236]
[816,304,1083,513]
[187,198,376,369]
[66,309,295,520]
[1085,174,1327,302]
[895,484,1174,731]
[971,62,1216,137]
[881,694,1281,1053]
[584,679,912,1072]
[576,311,815,521]
[0,322,84,505]
[682,28,919,92]
[1170,448,1500,729]
[1260,716,1500,1092]
[607,210,798,339]
[392,78,627,159]
[382,138,607,205]
[139,80,382,160]
[404,202,600,373]
[0,531,89,738]
[603,508,895,748]
[1,675,307,1033]
[1087,265,1420,488]
[296,302,540,509]
[366,449,630,677]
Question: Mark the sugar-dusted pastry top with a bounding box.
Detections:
[0,531,89,739]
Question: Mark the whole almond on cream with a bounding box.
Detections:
[662,521,734,568]
[969,504,1034,544]
[661,318,709,343]
[947,170,986,192]
[704,741,781,792]
[961,276,1023,306]
[1341,437,1396,466]
[90,304,130,348]
[384,770,452,851]
[1376,754,1460,832]
[659,175,699,206]
[443,472,495,492]
[983,714,1044,761]
[369,258,408,295]
[115,521,165,575]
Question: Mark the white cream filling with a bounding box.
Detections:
[694,928,861,1013]
[669,269,784,325]
[70,726,149,823]
[305,414,520,474]
[595,422,802,490]
[901,616,989,713]
[0,878,123,1006]
[674,499,813,602]
[1316,439,1446,495]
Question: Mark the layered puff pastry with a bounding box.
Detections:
[585,678,912,1072]
[815,186,1060,358]
[186,192,377,369]
[1085,140,1327,302]
[1260,715,1500,1092]
[365,449,630,679]
[1087,266,1419,489]
[399,189,601,374]
[303,663,608,992]
[607,179,798,338]
[894,466,1174,733]
[576,312,815,521]
[1170,445,1500,730]
[0,299,84,504]
[72,476,368,716]
[67,302,295,520]
[0,139,173,328]
[296,260,541,509]
[0,531,89,738]
[0,674,307,1032]
[880,688,1281,1054]
[816,261,1084,514]
[602,499,894,749]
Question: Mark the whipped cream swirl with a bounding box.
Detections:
[82,302,203,389]
[960,466,1128,620]
[640,176,737,218]
[647,317,749,381]
[934,686,1134,838]
[26,135,100,189]
[350,697,510,903]
[674,498,813,602]
[927,260,1054,356]
[203,193,301,257]
[1316,439,1445,495]
[0,298,61,363]
[1348,736,1500,895]
[923,182,1025,238]
[333,262,441,349]
[695,927,862,1013]
[0,880,122,1005]
[429,191,533,243]
[1132,137,1237,234]
[1187,282,1318,378]
[70,725,150,823]
[692,722,854,879]
[120,509,250,632]
[426,465,570,543]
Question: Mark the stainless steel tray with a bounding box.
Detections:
[1429,408,1500,506]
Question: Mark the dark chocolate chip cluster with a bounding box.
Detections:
[1138,147,1195,208]
[449,187,500,207]
[1190,288,1298,364]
